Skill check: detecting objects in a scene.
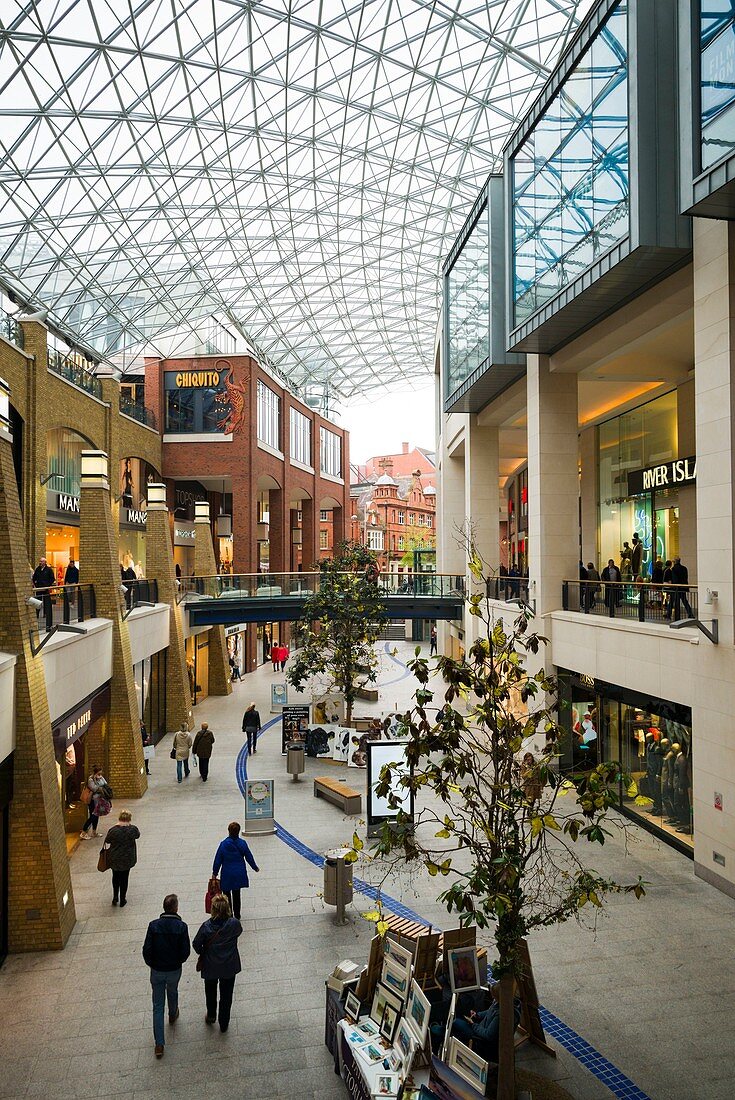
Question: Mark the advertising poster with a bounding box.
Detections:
[272,683,288,708]
[245,779,273,819]
[366,740,413,836]
[282,704,310,753]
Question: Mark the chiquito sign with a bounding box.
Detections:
[628,456,696,496]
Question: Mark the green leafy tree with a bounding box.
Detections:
[287,541,388,724]
[356,549,646,1100]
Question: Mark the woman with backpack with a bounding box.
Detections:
[80,764,112,839]
[193,893,243,1033]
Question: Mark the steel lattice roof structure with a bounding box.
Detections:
[0,1,591,399]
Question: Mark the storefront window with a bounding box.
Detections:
[700,3,735,171]
[165,372,227,433]
[134,653,167,743]
[46,426,92,495]
[598,390,678,575]
[445,203,489,398]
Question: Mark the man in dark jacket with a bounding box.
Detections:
[242,703,261,755]
[669,557,693,620]
[32,557,55,590]
[601,558,622,610]
[142,894,191,1058]
[192,722,215,782]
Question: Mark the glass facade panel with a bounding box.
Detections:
[700,2,735,170]
[598,391,678,576]
[164,374,227,433]
[320,427,342,478]
[512,3,629,324]
[290,407,312,466]
[257,381,281,449]
[445,204,489,398]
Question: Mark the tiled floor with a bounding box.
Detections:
[1,640,734,1099]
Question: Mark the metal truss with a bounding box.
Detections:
[0,0,592,398]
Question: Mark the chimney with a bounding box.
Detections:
[402,442,409,454]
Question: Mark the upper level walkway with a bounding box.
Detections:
[179,571,465,625]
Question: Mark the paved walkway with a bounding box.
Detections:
[1,641,734,1099]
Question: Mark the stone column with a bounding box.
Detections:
[0,378,76,951]
[194,501,232,697]
[579,426,598,569]
[268,487,287,574]
[78,450,147,797]
[464,419,499,645]
[527,355,579,618]
[677,377,697,583]
[146,484,193,730]
[438,420,468,657]
[18,318,50,564]
[301,497,317,571]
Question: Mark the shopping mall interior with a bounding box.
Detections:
[0,2,734,1098]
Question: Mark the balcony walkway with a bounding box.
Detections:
[180,572,465,626]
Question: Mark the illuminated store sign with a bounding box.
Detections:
[58,493,80,513]
[174,371,221,388]
[628,457,696,496]
[122,507,147,526]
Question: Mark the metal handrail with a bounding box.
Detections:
[178,571,466,601]
[562,578,697,624]
[0,309,23,349]
[120,391,157,429]
[31,582,96,633]
[47,349,102,398]
[122,578,159,612]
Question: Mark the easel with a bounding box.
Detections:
[513,939,556,1058]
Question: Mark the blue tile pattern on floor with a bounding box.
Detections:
[236,723,652,1100]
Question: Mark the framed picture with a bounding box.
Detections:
[344,990,362,1023]
[373,1072,400,1097]
[395,1017,416,1067]
[345,1027,368,1046]
[447,946,481,994]
[381,955,409,1001]
[405,979,431,1046]
[370,982,404,1025]
[357,1041,386,1067]
[357,1017,380,1038]
[441,993,457,1061]
[383,934,414,977]
[379,1002,400,1044]
[447,1037,490,1091]
[386,1048,402,1072]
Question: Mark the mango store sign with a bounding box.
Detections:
[58,493,80,513]
[627,456,696,497]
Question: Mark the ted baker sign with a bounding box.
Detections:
[628,456,696,496]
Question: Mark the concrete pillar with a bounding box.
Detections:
[194,502,232,697]
[268,488,287,574]
[78,450,147,798]
[18,319,49,565]
[146,484,193,731]
[579,426,598,569]
[0,380,76,951]
[527,355,579,617]
[438,422,468,657]
[464,420,499,646]
[677,378,697,583]
[301,497,316,571]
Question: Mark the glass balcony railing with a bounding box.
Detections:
[0,309,23,349]
[562,580,698,625]
[47,349,102,399]
[120,390,157,430]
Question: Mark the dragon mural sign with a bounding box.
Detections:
[213,358,247,435]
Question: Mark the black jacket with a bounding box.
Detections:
[143,913,191,971]
[193,916,242,980]
[192,728,215,759]
[105,823,140,871]
[64,564,79,584]
[671,562,689,589]
[242,709,261,730]
[32,564,55,589]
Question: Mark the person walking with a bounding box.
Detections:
[192,722,215,782]
[193,893,243,1033]
[212,821,259,920]
[31,556,54,591]
[173,722,192,782]
[141,718,151,775]
[242,703,261,756]
[263,627,271,663]
[142,893,191,1059]
[585,563,601,610]
[104,809,140,907]
[430,624,437,656]
[64,557,79,585]
[279,643,289,672]
[670,556,693,620]
[80,764,109,839]
[270,641,279,672]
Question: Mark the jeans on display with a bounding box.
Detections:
[112,868,130,903]
[199,757,210,781]
[150,968,182,1046]
[205,976,236,1030]
[176,758,190,782]
[225,888,242,919]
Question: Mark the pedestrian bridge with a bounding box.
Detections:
[179,572,464,626]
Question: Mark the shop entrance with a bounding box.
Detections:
[186,633,210,704]
[53,685,111,854]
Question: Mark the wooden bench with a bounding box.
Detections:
[314,776,362,815]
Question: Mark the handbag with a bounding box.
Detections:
[204,875,221,914]
[170,747,176,759]
[95,796,112,817]
[196,925,224,972]
[97,845,110,872]
[80,787,92,805]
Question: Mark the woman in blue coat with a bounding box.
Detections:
[212,821,259,919]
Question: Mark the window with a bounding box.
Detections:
[320,509,330,522]
[290,407,312,465]
[398,510,405,525]
[391,509,396,522]
[164,372,226,434]
[258,380,281,449]
[320,427,342,478]
[701,4,735,170]
[446,205,490,398]
[409,512,415,525]
[320,529,329,549]
[427,514,433,528]
[367,529,384,551]
[398,536,405,550]
[511,2,629,325]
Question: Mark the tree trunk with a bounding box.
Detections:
[346,697,353,724]
[496,972,515,1100]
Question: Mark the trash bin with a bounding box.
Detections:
[286,740,305,780]
[324,847,353,916]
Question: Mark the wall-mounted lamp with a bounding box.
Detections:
[195,501,210,524]
[80,449,109,490]
[147,483,168,511]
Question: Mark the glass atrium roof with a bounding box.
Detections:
[0,1,591,397]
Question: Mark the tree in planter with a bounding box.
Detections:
[286,541,388,725]
[355,553,646,1100]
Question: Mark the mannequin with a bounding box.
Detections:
[675,743,693,835]
[662,742,678,822]
[645,732,664,814]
